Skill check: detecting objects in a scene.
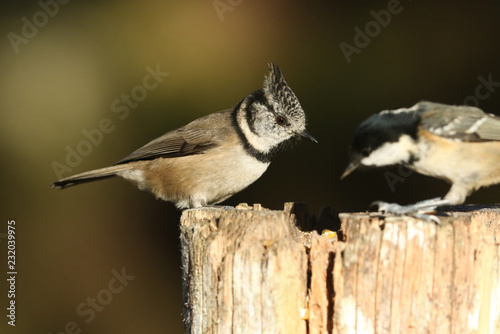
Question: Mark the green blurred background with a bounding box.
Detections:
[1,1,500,332]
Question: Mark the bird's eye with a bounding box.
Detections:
[276,115,287,126]
[361,148,370,157]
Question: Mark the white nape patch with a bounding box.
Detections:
[236,109,272,153]
[380,104,420,115]
[466,116,487,134]
[118,169,146,188]
[361,135,417,167]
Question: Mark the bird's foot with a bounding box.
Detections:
[371,197,449,224]
[204,204,235,210]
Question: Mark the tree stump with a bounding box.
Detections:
[180,203,500,334]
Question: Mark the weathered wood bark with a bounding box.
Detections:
[180,203,500,334]
[180,203,309,334]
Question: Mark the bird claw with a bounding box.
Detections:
[371,201,411,214]
[204,205,235,210]
[371,199,442,224]
[411,212,441,224]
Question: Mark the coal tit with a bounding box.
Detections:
[342,101,500,220]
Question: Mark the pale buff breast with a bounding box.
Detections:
[121,142,269,208]
[415,130,500,189]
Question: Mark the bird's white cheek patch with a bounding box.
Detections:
[237,110,272,153]
[361,135,417,167]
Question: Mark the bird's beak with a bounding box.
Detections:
[300,130,318,143]
[341,160,360,179]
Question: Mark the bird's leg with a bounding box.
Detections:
[199,202,235,210]
[372,197,450,213]
[206,205,235,210]
[371,197,451,224]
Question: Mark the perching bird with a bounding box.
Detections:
[342,101,500,218]
[52,63,317,209]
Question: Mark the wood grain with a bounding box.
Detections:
[181,204,500,334]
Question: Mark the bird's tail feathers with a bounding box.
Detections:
[51,165,134,189]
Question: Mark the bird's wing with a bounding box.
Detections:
[116,111,233,164]
[418,102,500,142]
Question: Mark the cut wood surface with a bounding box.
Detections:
[180,203,500,334]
